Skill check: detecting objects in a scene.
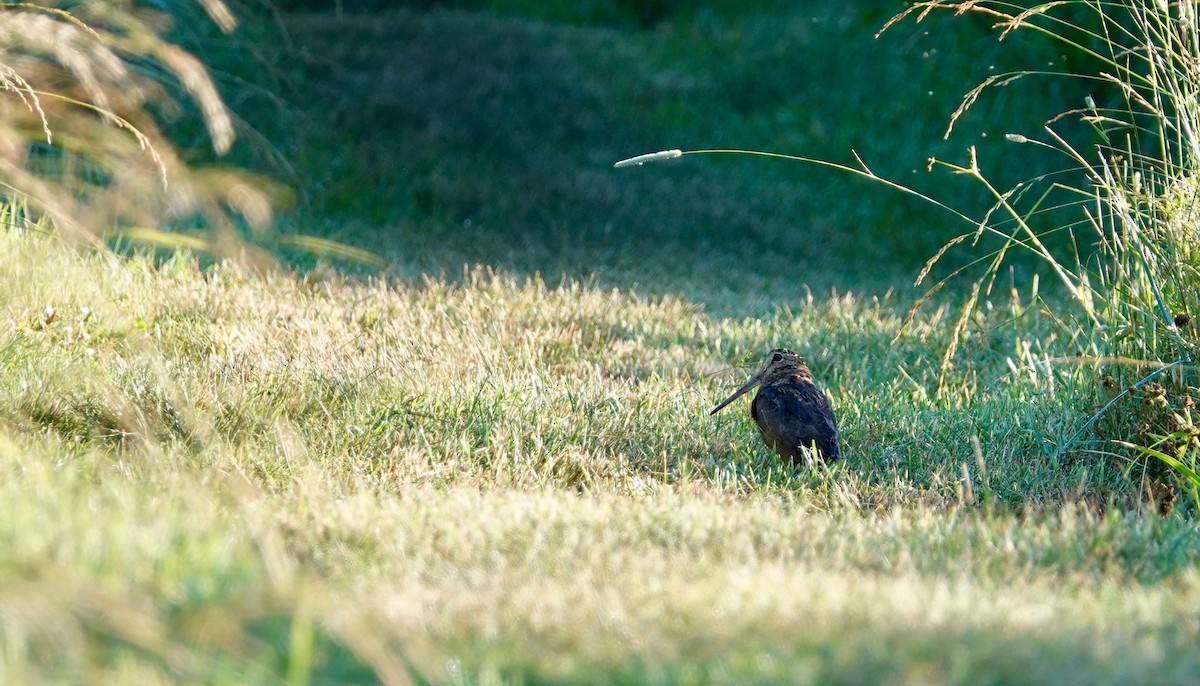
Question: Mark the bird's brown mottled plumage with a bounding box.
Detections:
[710,348,840,462]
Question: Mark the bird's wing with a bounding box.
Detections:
[755,384,840,458]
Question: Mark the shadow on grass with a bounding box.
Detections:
[267,4,1079,310]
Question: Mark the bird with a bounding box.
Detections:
[710,348,840,462]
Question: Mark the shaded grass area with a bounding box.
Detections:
[269,5,1086,307]
[2,232,1198,682]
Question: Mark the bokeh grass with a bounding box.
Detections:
[0,1,283,254]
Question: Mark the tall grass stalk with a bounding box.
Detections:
[887,0,1200,508]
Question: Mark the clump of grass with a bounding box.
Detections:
[0,1,273,252]
[883,0,1200,510]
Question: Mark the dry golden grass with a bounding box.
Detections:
[1,229,1198,683]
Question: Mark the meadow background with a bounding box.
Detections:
[2,1,1199,683]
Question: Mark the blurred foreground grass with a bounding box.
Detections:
[2,230,1198,683]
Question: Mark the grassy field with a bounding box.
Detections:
[3,1,1200,684]
[3,227,1198,684]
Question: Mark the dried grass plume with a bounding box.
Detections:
[0,1,272,252]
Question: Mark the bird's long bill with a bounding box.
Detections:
[709,374,762,415]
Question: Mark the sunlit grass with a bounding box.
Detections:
[1,228,1196,683]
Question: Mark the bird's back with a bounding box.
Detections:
[751,380,840,462]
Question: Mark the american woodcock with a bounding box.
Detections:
[710,348,840,462]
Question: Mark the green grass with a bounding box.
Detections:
[889,0,1200,507]
[1,228,1197,683]
[266,4,1085,303]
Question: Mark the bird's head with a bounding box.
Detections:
[757,348,811,384]
[709,348,812,415]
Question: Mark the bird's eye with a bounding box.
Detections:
[771,353,783,362]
